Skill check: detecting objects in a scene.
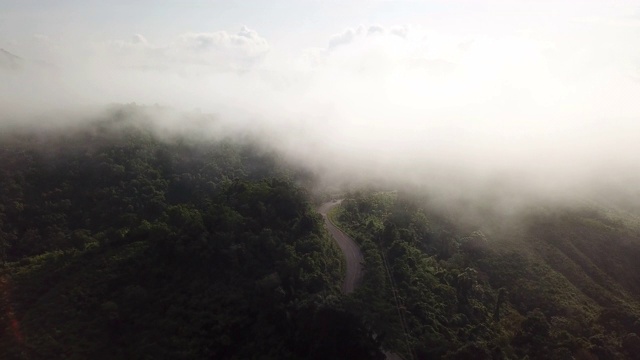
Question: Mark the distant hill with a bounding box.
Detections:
[0,49,23,70]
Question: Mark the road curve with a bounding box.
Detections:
[318,200,364,294]
[319,200,404,360]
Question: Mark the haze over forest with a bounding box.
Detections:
[3,0,640,207]
[3,2,640,359]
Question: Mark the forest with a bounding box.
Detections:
[0,107,382,359]
[1,106,640,359]
[333,190,640,359]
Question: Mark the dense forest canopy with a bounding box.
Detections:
[0,108,382,359]
[1,106,640,359]
[333,191,640,359]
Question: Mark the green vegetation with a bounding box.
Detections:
[0,109,382,359]
[334,191,640,359]
[3,107,640,359]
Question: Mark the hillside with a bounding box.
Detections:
[333,191,640,359]
[2,108,640,359]
[0,109,383,359]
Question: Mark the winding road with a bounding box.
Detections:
[319,200,404,360]
[318,200,364,294]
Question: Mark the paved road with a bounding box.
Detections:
[319,200,404,360]
[318,200,364,294]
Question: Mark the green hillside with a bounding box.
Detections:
[0,110,382,359]
[2,108,640,359]
[333,191,640,359]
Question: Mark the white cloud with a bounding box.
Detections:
[367,25,385,36]
[173,27,269,69]
[107,26,270,71]
[389,25,408,38]
[328,24,410,51]
[130,34,148,45]
[3,16,640,201]
[328,28,358,49]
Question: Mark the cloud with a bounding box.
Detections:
[130,34,148,45]
[108,26,270,71]
[177,26,268,56]
[389,25,408,38]
[328,24,410,51]
[367,25,385,36]
[2,19,640,208]
[173,27,269,69]
[574,16,640,28]
[458,39,474,51]
[328,28,359,49]
[316,24,459,77]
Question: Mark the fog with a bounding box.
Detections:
[2,6,640,211]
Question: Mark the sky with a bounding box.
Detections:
[2,0,640,201]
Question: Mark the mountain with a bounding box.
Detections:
[2,105,640,359]
[332,191,640,359]
[0,108,383,359]
[0,49,23,70]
